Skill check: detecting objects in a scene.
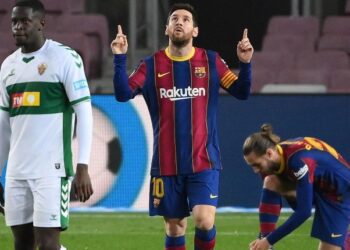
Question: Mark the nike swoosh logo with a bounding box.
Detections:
[210,194,218,199]
[331,233,342,238]
[157,72,170,78]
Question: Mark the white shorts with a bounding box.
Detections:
[5,177,71,229]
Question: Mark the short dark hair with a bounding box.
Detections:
[14,0,45,17]
[167,3,198,27]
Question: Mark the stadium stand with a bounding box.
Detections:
[262,35,317,53]
[253,51,296,71]
[346,0,350,14]
[59,14,109,78]
[251,69,276,93]
[318,34,350,53]
[252,13,350,94]
[321,16,350,35]
[0,49,9,65]
[295,51,350,70]
[68,0,86,14]
[0,0,109,80]
[266,16,320,37]
[328,70,350,93]
[0,1,12,14]
[276,69,330,86]
[44,0,109,79]
[0,31,17,54]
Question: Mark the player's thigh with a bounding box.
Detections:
[149,175,190,218]
[263,175,296,198]
[187,169,220,209]
[33,176,71,229]
[5,179,34,226]
[318,241,342,250]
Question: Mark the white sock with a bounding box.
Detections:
[60,246,67,250]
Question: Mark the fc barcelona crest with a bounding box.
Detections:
[194,67,206,78]
[38,63,47,75]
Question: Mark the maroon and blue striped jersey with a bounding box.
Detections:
[267,137,350,245]
[113,47,251,176]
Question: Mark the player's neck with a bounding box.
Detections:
[168,43,194,58]
[21,36,46,54]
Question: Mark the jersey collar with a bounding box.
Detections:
[165,47,195,61]
[274,144,285,174]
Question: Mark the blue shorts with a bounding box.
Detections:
[149,169,220,218]
[311,191,350,247]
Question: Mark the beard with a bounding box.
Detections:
[269,161,281,173]
[169,33,191,48]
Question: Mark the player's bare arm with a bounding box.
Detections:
[73,163,94,202]
[111,25,128,54]
[237,28,254,63]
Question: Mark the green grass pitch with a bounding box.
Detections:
[0,212,318,249]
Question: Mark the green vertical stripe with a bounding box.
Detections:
[63,108,74,177]
[60,177,70,229]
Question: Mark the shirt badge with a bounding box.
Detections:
[194,67,206,78]
[38,63,48,75]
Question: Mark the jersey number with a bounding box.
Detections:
[151,177,164,198]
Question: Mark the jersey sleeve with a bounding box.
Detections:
[113,54,146,102]
[215,54,238,89]
[215,53,251,99]
[266,154,314,245]
[61,50,91,105]
[0,63,10,111]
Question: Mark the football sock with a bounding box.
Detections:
[165,235,185,250]
[60,245,67,250]
[259,188,282,237]
[194,226,216,250]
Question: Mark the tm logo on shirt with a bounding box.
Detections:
[11,92,40,108]
[159,87,206,101]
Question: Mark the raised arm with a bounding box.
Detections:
[111,25,146,102]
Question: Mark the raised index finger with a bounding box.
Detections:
[118,25,123,35]
[242,28,248,39]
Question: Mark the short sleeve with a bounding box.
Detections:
[61,50,91,106]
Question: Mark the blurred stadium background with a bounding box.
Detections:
[1,0,350,249]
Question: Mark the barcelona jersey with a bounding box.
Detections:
[276,137,350,198]
[113,47,251,176]
[266,137,350,246]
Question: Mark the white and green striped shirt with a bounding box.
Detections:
[0,39,91,179]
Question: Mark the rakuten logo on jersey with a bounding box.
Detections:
[159,87,206,101]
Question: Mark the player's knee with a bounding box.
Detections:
[36,238,60,250]
[165,218,187,236]
[14,238,35,250]
[193,214,215,230]
[263,175,280,191]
